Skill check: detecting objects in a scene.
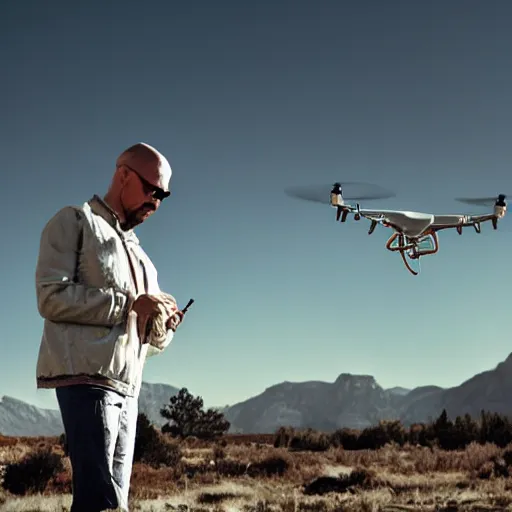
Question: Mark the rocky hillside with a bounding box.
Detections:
[225,374,405,433]
[225,353,512,433]
[138,381,180,427]
[400,353,512,423]
[0,382,180,436]
[0,396,63,437]
[3,353,512,436]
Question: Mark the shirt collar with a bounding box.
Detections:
[88,194,140,244]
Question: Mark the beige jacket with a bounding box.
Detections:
[35,195,174,397]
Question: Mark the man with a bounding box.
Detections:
[35,142,184,511]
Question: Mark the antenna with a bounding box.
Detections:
[182,298,195,314]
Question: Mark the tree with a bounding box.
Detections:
[432,409,460,450]
[160,387,230,439]
[482,411,512,447]
[453,413,479,449]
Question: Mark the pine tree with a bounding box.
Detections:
[160,387,230,439]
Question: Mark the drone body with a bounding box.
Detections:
[286,182,507,275]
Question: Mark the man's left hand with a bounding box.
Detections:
[167,311,184,332]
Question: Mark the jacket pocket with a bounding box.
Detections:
[109,312,141,384]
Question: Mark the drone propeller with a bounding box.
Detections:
[284,181,396,205]
[455,194,507,207]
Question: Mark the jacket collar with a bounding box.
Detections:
[88,195,140,244]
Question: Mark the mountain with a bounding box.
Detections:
[386,386,411,397]
[0,396,63,437]
[395,385,446,425]
[224,353,512,433]
[225,374,399,433]
[0,382,181,437]
[4,353,512,436]
[404,353,512,423]
[138,381,180,427]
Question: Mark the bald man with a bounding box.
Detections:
[35,143,183,512]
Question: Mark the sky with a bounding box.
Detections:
[2,0,512,412]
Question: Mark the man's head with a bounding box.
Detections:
[105,142,172,230]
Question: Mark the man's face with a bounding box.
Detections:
[119,166,169,230]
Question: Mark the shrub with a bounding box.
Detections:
[214,458,248,477]
[197,491,246,504]
[274,426,295,448]
[2,448,64,495]
[304,467,378,495]
[330,428,359,450]
[213,454,291,478]
[133,413,182,468]
[213,444,226,461]
[0,435,17,448]
[58,432,68,456]
[288,429,330,451]
[273,410,512,453]
[357,424,390,450]
[247,455,291,477]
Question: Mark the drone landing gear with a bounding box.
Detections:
[385,232,439,276]
[400,250,420,276]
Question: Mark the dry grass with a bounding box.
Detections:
[3,436,512,511]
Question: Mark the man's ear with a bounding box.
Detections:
[116,165,130,186]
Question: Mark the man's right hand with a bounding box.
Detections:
[131,294,178,341]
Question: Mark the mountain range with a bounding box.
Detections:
[0,382,180,437]
[3,353,512,437]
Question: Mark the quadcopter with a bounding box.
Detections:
[285,182,507,275]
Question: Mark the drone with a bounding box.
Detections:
[285,182,507,275]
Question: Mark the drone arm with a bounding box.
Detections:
[465,213,499,223]
[430,212,499,233]
[357,210,387,230]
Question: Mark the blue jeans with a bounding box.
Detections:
[56,385,138,512]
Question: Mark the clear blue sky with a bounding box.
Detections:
[2,0,512,411]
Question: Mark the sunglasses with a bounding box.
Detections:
[124,165,171,201]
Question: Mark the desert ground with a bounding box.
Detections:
[2,424,512,512]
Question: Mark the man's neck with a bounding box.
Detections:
[101,193,141,232]
[101,192,125,225]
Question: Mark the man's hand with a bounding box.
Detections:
[166,311,184,332]
[131,294,178,341]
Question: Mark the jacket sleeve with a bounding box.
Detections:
[146,329,175,357]
[35,206,133,326]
